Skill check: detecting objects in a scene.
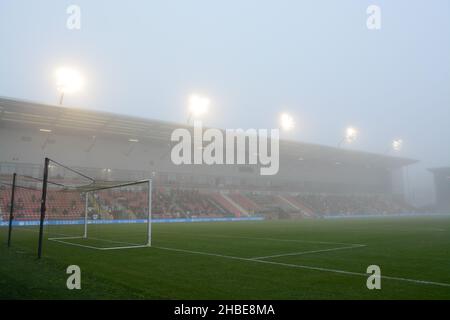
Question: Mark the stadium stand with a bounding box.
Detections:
[0,183,417,221]
[0,97,420,221]
[295,193,415,216]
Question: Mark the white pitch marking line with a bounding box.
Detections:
[153,246,450,288]
[48,238,104,250]
[157,231,365,247]
[241,236,365,246]
[100,245,150,250]
[84,236,144,247]
[48,236,84,240]
[49,238,148,250]
[250,244,367,260]
[48,235,146,250]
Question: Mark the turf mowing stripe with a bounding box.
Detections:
[249,244,367,260]
[153,246,450,288]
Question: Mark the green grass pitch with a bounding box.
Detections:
[1,216,449,299]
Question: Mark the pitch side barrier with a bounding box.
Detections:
[0,216,265,227]
[323,213,450,219]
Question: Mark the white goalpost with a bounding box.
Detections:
[84,192,88,239]
[147,179,152,247]
[38,158,153,252]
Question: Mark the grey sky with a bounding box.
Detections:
[1,0,449,175]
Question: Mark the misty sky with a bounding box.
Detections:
[1,0,449,189]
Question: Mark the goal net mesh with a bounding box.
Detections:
[0,174,42,250]
[43,159,151,250]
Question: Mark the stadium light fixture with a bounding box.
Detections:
[55,67,84,105]
[392,139,403,152]
[39,128,52,133]
[345,127,358,142]
[279,113,295,131]
[187,94,210,123]
[129,138,139,143]
[338,126,358,147]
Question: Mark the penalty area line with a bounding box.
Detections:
[153,246,450,288]
[249,244,367,260]
[157,231,366,247]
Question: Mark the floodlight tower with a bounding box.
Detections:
[55,67,84,105]
[187,94,210,124]
[338,126,358,147]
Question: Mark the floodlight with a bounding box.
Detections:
[280,113,295,131]
[188,94,210,118]
[345,126,358,143]
[392,139,403,151]
[55,67,84,104]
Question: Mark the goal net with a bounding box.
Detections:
[39,158,151,254]
[1,173,43,249]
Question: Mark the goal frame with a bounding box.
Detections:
[37,157,152,258]
[7,173,16,247]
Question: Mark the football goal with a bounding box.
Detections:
[37,158,152,258]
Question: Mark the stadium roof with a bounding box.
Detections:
[428,167,450,174]
[0,96,417,168]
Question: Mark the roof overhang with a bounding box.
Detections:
[0,96,417,169]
